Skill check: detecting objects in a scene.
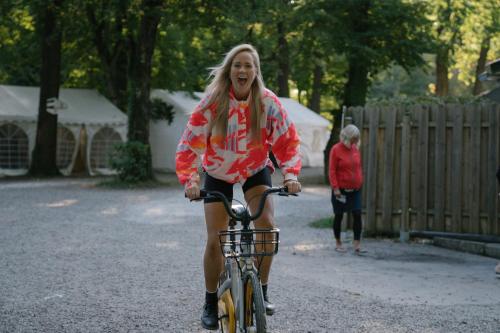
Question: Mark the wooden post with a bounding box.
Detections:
[470,104,481,233]
[487,104,499,234]
[400,108,411,242]
[381,107,397,231]
[366,106,379,232]
[434,104,446,231]
[416,105,429,230]
[451,105,463,232]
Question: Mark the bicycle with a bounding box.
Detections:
[194,187,297,333]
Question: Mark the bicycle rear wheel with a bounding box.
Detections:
[218,289,236,333]
[244,271,267,333]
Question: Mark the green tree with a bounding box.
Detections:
[29,0,64,176]
[0,2,39,85]
[430,0,469,96]
[312,0,432,179]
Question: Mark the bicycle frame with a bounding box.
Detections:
[197,187,294,333]
[219,222,270,333]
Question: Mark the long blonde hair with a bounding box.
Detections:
[204,44,265,141]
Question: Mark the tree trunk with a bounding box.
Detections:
[86,3,129,111]
[342,61,369,107]
[324,60,369,182]
[323,109,343,183]
[472,35,491,96]
[127,0,162,180]
[435,47,449,97]
[323,0,371,183]
[276,21,289,97]
[308,64,323,113]
[30,0,63,176]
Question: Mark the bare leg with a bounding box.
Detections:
[244,185,275,285]
[352,211,362,251]
[203,202,229,292]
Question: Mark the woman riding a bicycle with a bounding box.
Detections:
[176,44,302,330]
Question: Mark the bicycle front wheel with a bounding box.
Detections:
[218,289,236,333]
[244,271,267,333]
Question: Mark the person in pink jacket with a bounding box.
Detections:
[328,124,364,254]
[176,44,302,330]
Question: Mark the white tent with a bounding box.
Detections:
[0,85,127,176]
[149,90,331,172]
[279,98,331,167]
[149,90,203,172]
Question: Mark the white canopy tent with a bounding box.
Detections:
[0,85,127,176]
[149,90,331,172]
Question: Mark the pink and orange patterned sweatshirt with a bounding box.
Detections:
[175,88,301,186]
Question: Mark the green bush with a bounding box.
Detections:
[150,98,174,124]
[110,141,151,183]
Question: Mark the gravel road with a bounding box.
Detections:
[1,178,499,333]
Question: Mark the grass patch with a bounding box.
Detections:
[309,217,332,229]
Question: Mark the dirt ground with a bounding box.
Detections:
[1,178,499,332]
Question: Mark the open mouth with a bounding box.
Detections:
[237,77,248,85]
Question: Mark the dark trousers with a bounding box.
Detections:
[331,189,362,241]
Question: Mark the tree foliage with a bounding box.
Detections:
[1,0,500,178]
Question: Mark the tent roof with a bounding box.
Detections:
[279,98,330,127]
[151,90,203,116]
[151,90,330,127]
[0,85,127,126]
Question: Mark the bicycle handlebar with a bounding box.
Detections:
[189,187,298,221]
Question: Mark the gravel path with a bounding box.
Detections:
[1,178,499,333]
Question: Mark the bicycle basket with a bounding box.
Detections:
[218,228,280,258]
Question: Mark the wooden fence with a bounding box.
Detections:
[343,103,500,236]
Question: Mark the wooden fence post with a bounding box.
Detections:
[487,104,499,234]
[366,106,379,232]
[400,108,411,242]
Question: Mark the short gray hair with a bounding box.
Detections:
[339,124,361,147]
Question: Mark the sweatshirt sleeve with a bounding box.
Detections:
[267,95,301,181]
[175,101,211,186]
[328,145,339,189]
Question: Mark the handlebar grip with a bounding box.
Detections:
[278,186,298,196]
[185,189,207,201]
[279,192,298,197]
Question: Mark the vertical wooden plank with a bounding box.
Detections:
[470,104,481,234]
[381,107,397,230]
[366,106,379,232]
[434,104,446,231]
[416,105,429,230]
[400,107,411,241]
[487,104,499,235]
[358,107,367,216]
[451,104,463,232]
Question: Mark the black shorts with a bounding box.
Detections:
[203,167,272,204]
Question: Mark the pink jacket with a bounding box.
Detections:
[176,88,301,185]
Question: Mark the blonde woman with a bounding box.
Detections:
[176,44,302,330]
[328,124,364,254]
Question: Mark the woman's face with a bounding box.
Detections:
[230,51,257,100]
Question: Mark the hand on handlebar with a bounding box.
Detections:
[184,181,201,200]
[284,179,301,194]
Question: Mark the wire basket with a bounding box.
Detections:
[218,228,280,258]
